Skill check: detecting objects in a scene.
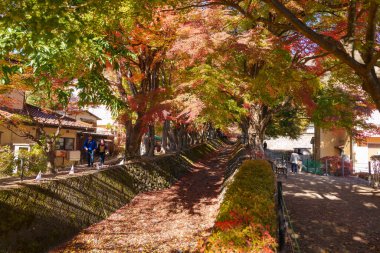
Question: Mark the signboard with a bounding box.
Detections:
[55,150,66,158]
[66,150,81,161]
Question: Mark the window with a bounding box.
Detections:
[55,138,75,150]
[64,138,74,150]
[14,144,31,158]
[55,138,64,150]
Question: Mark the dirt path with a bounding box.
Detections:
[52,146,233,253]
[281,173,380,253]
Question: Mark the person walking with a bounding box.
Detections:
[98,139,107,166]
[83,135,97,167]
[290,151,301,174]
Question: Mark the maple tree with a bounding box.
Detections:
[1,0,378,163]
[76,9,181,157]
[0,0,132,170]
[311,83,379,140]
[0,1,177,160]
[168,7,317,151]
[173,0,380,111]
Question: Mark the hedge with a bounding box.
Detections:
[202,159,277,253]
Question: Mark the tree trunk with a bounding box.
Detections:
[147,124,155,157]
[45,141,56,174]
[168,125,177,151]
[248,104,272,154]
[162,120,170,153]
[200,124,207,142]
[239,117,250,146]
[125,117,145,158]
[180,124,187,149]
[141,134,149,156]
[46,150,56,174]
[175,126,182,151]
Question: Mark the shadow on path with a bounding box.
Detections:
[282,173,380,253]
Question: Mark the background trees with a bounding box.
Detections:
[169,6,318,150]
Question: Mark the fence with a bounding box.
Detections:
[277,181,301,253]
[369,159,380,188]
[304,159,324,175]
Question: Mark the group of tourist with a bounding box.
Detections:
[83,135,107,167]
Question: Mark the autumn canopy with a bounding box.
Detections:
[0,0,379,158]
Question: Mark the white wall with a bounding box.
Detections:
[266,134,314,151]
[88,106,114,126]
[353,144,369,173]
[353,110,380,173]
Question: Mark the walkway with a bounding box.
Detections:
[0,156,122,189]
[52,146,233,253]
[282,173,380,253]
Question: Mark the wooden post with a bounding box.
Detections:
[341,157,344,177]
[369,161,372,175]
[368,161,372,186]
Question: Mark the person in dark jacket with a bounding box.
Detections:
[83,135,97,167]
[98,139,107,166]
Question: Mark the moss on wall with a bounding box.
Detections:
[0,140,222,253]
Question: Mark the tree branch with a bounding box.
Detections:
[161,2,222,12]
[299,52,331,65]
[0,115,42,146]
[344,0,357,40]
[264,0,365,72]
[363,1,379,64]
[317,1,350,9]
[368,51,380,69]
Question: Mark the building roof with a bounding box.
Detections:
[77,131,114,138]
[67,109,102,120]
[0,104,95,131]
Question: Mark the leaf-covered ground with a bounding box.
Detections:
[51,147,233,253]
[282,172,380,253]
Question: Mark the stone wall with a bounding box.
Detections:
[0,141,221,253]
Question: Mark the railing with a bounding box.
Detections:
[304,159,324,175]
[277,181,301,253]
[369,159,380,188]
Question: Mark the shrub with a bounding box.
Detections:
[320,156,352,176]
[201,160,277,252]
[0,145,16,177]
[15,145,47,179]
[353,172,370,181]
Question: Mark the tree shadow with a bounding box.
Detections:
[166,148,231,216]
[282,173,380,252]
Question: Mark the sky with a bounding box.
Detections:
[88,106,115,126]
[368,111,380,125]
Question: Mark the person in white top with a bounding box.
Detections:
[290,152,301,174]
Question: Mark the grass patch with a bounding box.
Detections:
[201,159,277,253]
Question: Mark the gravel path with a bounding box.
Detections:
[51,146,233,253]
[281,172,380,253]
